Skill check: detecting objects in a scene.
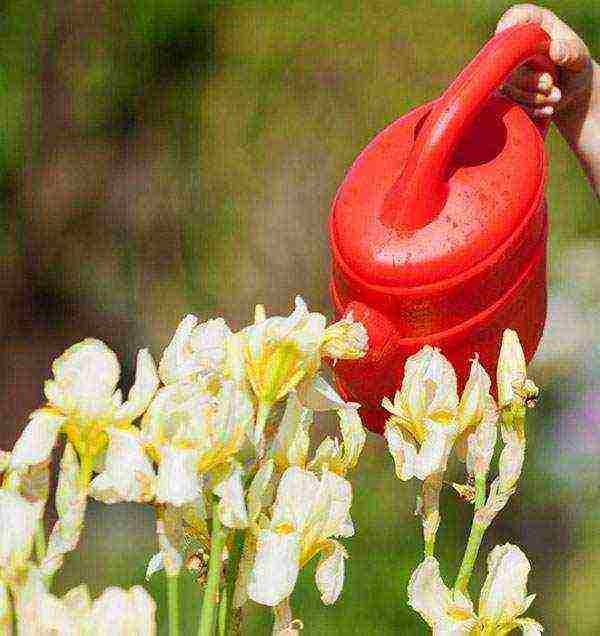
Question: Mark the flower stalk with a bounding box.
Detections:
[198,497,228,636]
[474,474,486,510]
[454,517,487,593]
[167,574,180,636]
[224,529,245,635]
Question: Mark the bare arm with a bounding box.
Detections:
[497,4,600,198]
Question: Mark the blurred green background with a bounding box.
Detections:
[1,0,599,633]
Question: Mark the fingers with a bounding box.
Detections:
[496,4,549,33]
[549,38,590,72]
[502,81,561,111]
[496,4,591,72]
[508,66,554,93]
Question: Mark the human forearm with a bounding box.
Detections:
[554,59,600,197]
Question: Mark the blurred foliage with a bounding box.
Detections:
[1,0,599,634]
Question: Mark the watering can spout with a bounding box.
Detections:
[379,24,554,232]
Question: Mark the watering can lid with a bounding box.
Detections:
[330,24,553,289]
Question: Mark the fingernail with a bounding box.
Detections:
[548,86,562,103]
[537,73,553,91]
[534,106,554,117]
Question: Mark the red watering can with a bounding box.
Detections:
[329,24,555,434]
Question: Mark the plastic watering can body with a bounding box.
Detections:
[329,25,554,434]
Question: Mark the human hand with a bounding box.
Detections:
[496,4,593,120]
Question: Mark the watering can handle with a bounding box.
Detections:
[380,24,555,231]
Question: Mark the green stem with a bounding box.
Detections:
[198,498,228,636]
[454,474,488,593]
[217,587,228,636]
[454,520,487,593]
[424,536,435,558]
[474,474,486,510]
[255,402,272,459]
[167,575,180,636]
[224,530,245,635]
[35,518,47,563]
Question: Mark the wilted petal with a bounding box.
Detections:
[497,329,536,409]
[479,544,532,625]
[155,506,185,577]
[307,437,343,474]
[247,529,301,606]
[338,406,366,471]
[384,421,417,481]
[90,428,156,504]
[515,618,544,635]
[498,428,525,492]
[315,540,347,605]
[466,406,498,478]
[87,586,157,635]
[155,446,201,507]
[321,312,368,360]
[158,314,198,384]
[458,358,492,435]
[113,350,159,424]
[0,580,11,634]
[159,314,232,386]
[17,463,51,507]
[270,392,312,470]
[41,444,86,579]
[296,374,347,411]
[414,422,455,481]
[215,466,248,529]
[10,409,65,470]
[247,460,275,525]
[0,489,43,571]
